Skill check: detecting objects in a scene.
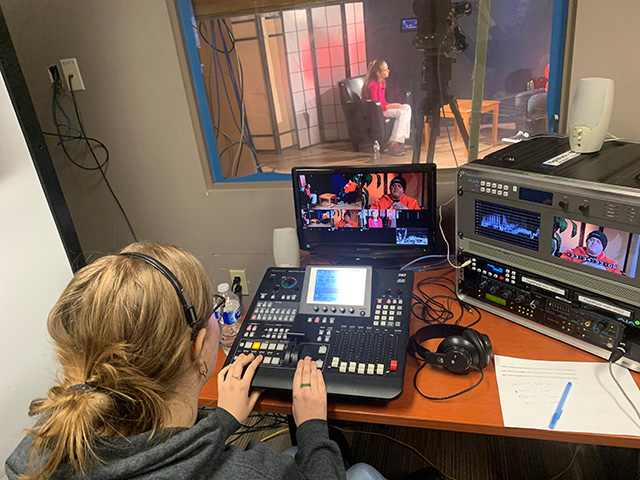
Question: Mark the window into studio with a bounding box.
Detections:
[185,2,368,181]
[176,0,562,183]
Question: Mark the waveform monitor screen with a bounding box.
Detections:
[552,217,640,278]
[475,200,541,251]
[292,164,437,257]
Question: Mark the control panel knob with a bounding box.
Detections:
[385,288,392,295]
[578,202,589,214]
[330,306,337,313]
[558,199,569,209]
[339,307,346,313]
[530,299,541,310]
[514,295,525,304]
[359,310,366,316]
[397,289,403,296]
[282,277,297,288]
[348,307,355,314]
[489,285,500,295]
[322,306,328,312]
[313,306,319,312]
[501,290,512,299]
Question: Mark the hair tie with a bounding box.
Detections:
[67,383,98,392]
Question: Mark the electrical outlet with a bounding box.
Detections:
[230,269,248,296]
[59,58,86,91]
[48,65,60,86]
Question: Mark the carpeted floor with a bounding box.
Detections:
[227,413,639,480]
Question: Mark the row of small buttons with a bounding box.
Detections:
[266,293,297,301]
[480,186,510,197]
[377,298,403,305]
[480,181,513,190]
[250,302,297,322]
[240,340,286,351]
[312,305,355,314]
[470,259,517,285]
[331,357,385,375]
[306,316,336,324]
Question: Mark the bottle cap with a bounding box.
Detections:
[217,283,230,293]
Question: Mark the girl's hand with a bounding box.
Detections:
[292,356,327,426]
[217,353,264,423]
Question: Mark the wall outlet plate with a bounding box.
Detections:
[59,58,86,91]
[230,269,248,296]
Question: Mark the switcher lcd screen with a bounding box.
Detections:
[307,267,367,306]
[552,217,640,278]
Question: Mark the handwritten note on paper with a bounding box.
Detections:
[494,355,640,436]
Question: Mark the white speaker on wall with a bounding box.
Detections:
[273,227,300,267]
[569,77,614,153]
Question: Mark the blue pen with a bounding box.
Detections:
[549,381,572,430]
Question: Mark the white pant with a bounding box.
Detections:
[384,104,411,143]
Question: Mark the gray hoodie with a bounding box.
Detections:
[5,407,346,480]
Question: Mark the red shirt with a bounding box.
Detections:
[336,220,357,228]
[368,218,383,228]
[344,181,357,193]
[365,81,388,111]
[371,194,420,210]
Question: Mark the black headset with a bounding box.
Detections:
[117,252,198,328]
[407,324,493,374]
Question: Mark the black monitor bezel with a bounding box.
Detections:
[291,164,437,257]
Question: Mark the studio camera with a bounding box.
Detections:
[412,0,472,53]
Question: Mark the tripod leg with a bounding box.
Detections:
[448,97,469,150]
[412,116,425,163]
[426,111,440,164]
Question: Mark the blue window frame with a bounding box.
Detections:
[176,0,288,183]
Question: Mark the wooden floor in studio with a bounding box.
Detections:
[258,124,506,174]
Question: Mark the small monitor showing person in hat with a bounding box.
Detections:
[560,229,622,274]
[370,175,420,210]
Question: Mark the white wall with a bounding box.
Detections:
[1,0,291,300]
[0,74,72,474]
[568,0,640,140]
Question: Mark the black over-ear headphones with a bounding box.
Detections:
[117,252,198,328]
[407,324,493,374]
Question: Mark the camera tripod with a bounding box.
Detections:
[411,53,469,164]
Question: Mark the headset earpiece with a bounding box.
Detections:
[463,328,492,369]
[437,335,477,373]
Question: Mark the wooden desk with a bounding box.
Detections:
[200,271,640,449]
[424,100,500,153]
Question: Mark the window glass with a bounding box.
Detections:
[486,0,554,145]
[178,0,557,182]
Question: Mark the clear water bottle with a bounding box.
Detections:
[373,140,381,159]
[217,283,243,355]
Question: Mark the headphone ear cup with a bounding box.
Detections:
[462,328,487,368]
[464,329,493,369]
[437,335,474,373]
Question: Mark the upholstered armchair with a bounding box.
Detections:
[338,76,411,152]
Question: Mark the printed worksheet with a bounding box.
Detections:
[495,355,640,435]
